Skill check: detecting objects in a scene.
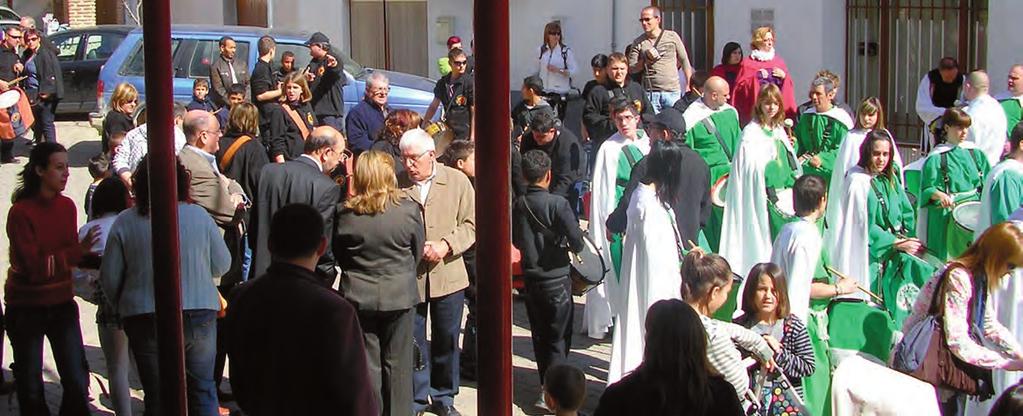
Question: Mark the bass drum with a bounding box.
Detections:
[710,174,729,208]
[425,121,455,155]
[947,201,981,259]
[569,231,609,296]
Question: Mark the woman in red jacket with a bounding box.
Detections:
[6,142,98,414]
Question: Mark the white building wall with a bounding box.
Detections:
[986,0,1020,97]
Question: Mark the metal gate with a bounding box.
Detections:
[656,0,714,71]
[846,0,987,161]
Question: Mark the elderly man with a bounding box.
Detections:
[305,32,348,131]
[794,74,854,182]
[112,102,187,186]
[963,70,1008,166]
[626,5,693,113]
[346,72,390,155]
[209,36,249,108]
[1000,65,1023,137]
[682,75,741,251]
[520,111,583,211]
[251,126,347,283]
[179,110,246,228]
[916,57,964,152]
[398,128,475,416]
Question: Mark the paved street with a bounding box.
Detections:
[0,121,610,415]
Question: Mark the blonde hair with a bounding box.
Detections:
[280,71,312,104]
[345,151,403,215]
[954,222,1023,294]
[751,26,775,51]
[109,83,138,114]
[753,84,785,128]
[856,97,886,130]
[228,102,259,136]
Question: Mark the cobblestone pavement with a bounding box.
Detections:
[0,121,611,415]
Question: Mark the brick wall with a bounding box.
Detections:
[67,0,96,27]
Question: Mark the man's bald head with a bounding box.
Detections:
[182,110,221,153]
[965,70,990,101]
[1009,65,1023,96]
[703,76,730,109]
[305,126,347,174]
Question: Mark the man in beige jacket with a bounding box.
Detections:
[398,128,476,416]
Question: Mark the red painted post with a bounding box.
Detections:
[473,0,512,414]
[141,0,187,413]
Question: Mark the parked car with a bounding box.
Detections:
[47,25,133,114]
[0,7,19,26]
[91,25,437,129]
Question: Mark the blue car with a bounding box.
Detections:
[91,25,437,128]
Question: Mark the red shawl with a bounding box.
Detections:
[730,55,797,125]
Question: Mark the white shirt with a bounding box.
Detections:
[415,164,438,202]
[111,124,186,176]
[537,44,577,94]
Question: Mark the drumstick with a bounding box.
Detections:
[686,240,697,249]
[5,76,26,84]
[825,265,885,304]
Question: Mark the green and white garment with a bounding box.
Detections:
[795,106,853,184]
[917,144,990,260]
[999,93,1023,138]
[682,99,741,252]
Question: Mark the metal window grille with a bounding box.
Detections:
[656,0,714,71]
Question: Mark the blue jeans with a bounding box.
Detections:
[412,290,465,411]
[6,301,91,416]
[124,310,219,416]
[647,90,682,114]
[241,232,252,282]
[31,99,58,143]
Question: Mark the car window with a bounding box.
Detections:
[188,39,250,79]
[121,38,183,76]
[83,33,125,61]
[275,43,363,78]
[53,35,81,62]
[0,9,19,21]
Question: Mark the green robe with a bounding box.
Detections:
[765,136,800,238]
[795,110,851,184]
[919,146,990,260]
[1001,97,1022,138]
[804,254,833,416]
[985,161,1023,226]
[684,106,740,252]
[610,143,646,276]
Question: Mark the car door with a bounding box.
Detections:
[49,32,83,112]
[77,32,125,114]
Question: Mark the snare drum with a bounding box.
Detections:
[425,121,455,154]
[569,232,609,296]
[947,201,981,259]
[710,174,729,208]
[0,88,32,140]
[767,187,797,238]
[827,299,897,365]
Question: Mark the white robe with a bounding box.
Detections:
[584,131,650,339]
[831,355,941,416]
[720,121,798,286]
[916,74,948,151]
[606,184,682,385]
[963,94,1009,166]
[771,217,822,323]
[829,128,906,208]
[823,167,872,301]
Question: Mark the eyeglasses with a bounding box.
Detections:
[547,32,561,36]
[639,17,658,22]
[452,60,468,67]
[401,149,431,165]
[340,149,353,162]
[7,35,21,39]
[26,37,38,42]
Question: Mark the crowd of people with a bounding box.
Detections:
[4,3,1023,416]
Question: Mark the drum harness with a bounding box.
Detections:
[940,148,984,202]
[518,194,569,248]
[870,176,907,310]
[767,136,800,205]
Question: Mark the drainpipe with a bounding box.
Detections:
[610,0,617,52]
[141,0,187,413]
[266,0,274,28]
[473,0,511,414]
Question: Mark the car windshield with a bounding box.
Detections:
[335,50,365,79]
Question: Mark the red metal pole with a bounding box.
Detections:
[141,0,187,414]
[473,0,512,414]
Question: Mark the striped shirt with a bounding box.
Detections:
[738,314,816,391]
[700,314,775,397]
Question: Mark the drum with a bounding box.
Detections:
[424,121,455,154]
[827,299,898,365]
[0,88,32,140]
[569,232,609,296]
[947,201,981,259]
[710,174,729,208]
[767,188,797,238]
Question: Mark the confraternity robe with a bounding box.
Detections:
[829,128,905,207]
[795,106,854,184]
[999,93,1023,138]
[730,48,798,125]
[963,94,1008,166]
[683,99,741,252]
[917,144,989,260]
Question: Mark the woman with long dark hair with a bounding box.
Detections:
[711,41,742,91]
[6,142,96,414]
[596,299,743,415]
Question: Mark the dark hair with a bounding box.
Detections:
[13,142,67,203]
[543,364,586,412]
[192,78,209,90]
[227,83,247,97]
[989,380,1023,416]
[90,177,131,218]
[939,57,958,70]
[689,70,710,91]
[88,153,111,180]
[609,97,636,117]
[740,262,791,320]
[529,110,558,133]
[590,53,609,69]
[720,41,742,65]
[1011,121,1023,152]
[218,36,234,47]
[793,174,826,216]
[269,203,325,260]
[281,50,295,60]
[523,74,544,95]
[257,35,276,56]
[633,299,712,415]
[856,130,897,180]
[932,107,972,145]
[521,149,552,184]
[132,155,192,217]
[440,140,474,168]
[680,250,733,303]
[643,140,685,206]
[448,47,466,62]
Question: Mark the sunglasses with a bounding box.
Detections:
[452,60,468,67]
[547,32,561,35]
[639,17,657,22]
[7,35,21,39]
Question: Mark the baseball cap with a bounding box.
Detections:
[447,36,462,48]
[642,108,685,135]
[306,32,331,46]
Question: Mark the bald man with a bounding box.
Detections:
[1000,65,1023,138]
[963,70,1009,165]
[681,75,741,252]
[180,110,246,227]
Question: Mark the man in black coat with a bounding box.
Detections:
[227,203,379,416]
[304,32,348,132]
[520,111,584,213]
[250,126,347,284]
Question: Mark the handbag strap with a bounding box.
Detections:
[219,135,252,172]
[283,104,310,140]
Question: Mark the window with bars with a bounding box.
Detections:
[655,0,714,71]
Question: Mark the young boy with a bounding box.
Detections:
[512,75,557,140]
[84,153,111,220]
[440,140,479,379]
[215,83,248,132]
[275,50,295,83]
[187,78,216,112]
[543,364,587,416]
[512,150,584,409]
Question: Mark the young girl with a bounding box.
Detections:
[735,263,815,399]
[830,97,905,198]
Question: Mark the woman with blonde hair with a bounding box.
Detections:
[266,71,316,162]
[731,26,797,124]
[101,82,138,152]
[371,109,423,176]
[334,150,425,416]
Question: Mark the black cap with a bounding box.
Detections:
[643,108,685,135]
[306,32,330,46]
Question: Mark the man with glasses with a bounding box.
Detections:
[626,6,693,113]
[346,72,391,155]
[424,48,474,141]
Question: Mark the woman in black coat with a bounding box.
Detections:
[266,71,316,163]
[370,108,420,178]
[101,83,138,153]
[22,29,63,144]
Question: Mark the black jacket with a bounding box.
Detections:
[266,102,316,160]
[101,110,134,153]
[209,55,250,108]
[672,90,702,116]
[306,52,347,118]
[227,262,379,416]
[334,198,425,311]
[216,132,270,202]
[520,127,584,203]
[594,372,742,416]
[512,186,584,279]
[583,80,652,146]
[0,46,19,82]
[23,46,63,100]
[605,141,710,245]
[250,156,341,282]
[511,99,556,138]
[370,138,405,178]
